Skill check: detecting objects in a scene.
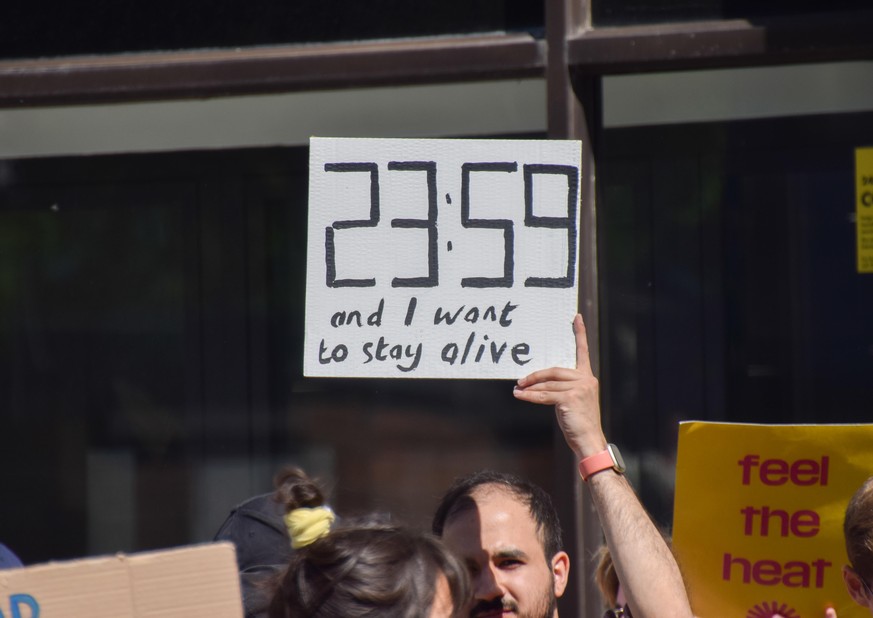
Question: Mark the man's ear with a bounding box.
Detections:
[843,564,871,608]
[551,551,570,598]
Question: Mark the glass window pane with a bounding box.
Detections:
[0,178,195,560]
[593,0,868,27]
[1,0,543,60]
[0,147,558,565]
[598,111,873,528]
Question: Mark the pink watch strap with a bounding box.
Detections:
[578,449,614,481]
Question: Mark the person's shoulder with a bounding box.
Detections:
[214,492,293,571]
[0,543,24,568]
[216,492,287,537]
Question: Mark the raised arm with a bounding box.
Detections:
[512,313,694,618]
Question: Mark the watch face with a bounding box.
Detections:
[608,444,627,474]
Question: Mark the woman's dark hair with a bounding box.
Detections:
[273,466,326,513]
[268,521,470,618]
[845,476,873,582]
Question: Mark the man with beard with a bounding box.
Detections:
[432,314,693,618]
[433,470,567,618]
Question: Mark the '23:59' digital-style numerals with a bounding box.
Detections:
[324,161,579,289]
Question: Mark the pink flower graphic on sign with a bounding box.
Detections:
[746,601,800,618]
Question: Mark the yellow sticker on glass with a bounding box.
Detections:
[856,147,873,274]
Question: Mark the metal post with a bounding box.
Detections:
[546,0,602,616]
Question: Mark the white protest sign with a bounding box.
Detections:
[304,137,582,379]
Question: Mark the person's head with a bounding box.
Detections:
[269,521,470,618]
[843,476,873,611]
[0,543,23,569]
[432,471,569,618]
[593,545,630,618]
[593,544,619,609]
[274,466,336,549]
[274,465,327,512]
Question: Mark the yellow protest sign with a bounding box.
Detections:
[857,147,873,274]
[673,422,873,618]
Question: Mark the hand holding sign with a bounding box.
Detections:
[513,313,606,459]
[514,312,695,618]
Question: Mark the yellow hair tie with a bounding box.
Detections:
[285,506,335,549]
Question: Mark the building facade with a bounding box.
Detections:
[2,1,872,615]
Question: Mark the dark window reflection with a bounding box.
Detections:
[0,180,196,560]
[593,0,869,26]
[1,0,543,60]
[0,148,557,565]
[599,111,873,527]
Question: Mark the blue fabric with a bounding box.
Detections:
[0,543,23,568]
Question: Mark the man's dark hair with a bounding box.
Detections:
[845,476,873,583]
[431,470,563,560]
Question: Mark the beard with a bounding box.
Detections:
[531,584,557,618]
[468,579,556,618]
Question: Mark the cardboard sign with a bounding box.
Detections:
[0,543,243,618]
[304,137,582,379]
[673,422,873,618]
[857,147,873,274]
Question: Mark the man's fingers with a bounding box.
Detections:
[516,367,580,388]
[574,313,592,374]
[514,380,575,394]
[764,607,836,618]
[512,387,560,405]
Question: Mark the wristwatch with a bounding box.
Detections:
[578,443,626,481]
